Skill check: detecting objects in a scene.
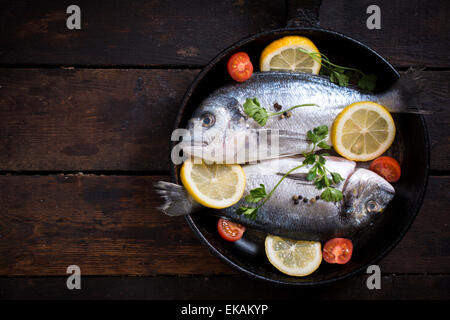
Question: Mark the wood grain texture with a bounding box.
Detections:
[0,68,199,171]
[0,0,448,299]
[0,175,447,276]
[0,69,448,171]
[379,176,450,273]
[416,71,450,172]
[320,0,450,67]
[0,274,448,299]
[0,0,285,66]
[0,174,235,276]
[0,0,447,67]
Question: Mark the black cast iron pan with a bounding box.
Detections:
[169,0,429,286]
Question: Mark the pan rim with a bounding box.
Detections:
[170,27,430,286]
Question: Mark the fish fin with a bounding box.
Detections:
[154,181,202,216]
[276,172,308,181]
[378,66,432,114]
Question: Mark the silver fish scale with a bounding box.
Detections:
[183,72,384,163]
[221,156,357,241]
[216,72,375,137]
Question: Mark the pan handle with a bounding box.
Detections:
[286,0,322,27]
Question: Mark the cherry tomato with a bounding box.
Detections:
[217,218,246,242]
[369,156,401,182]
[323,238,353,264]
[227,52,253,82]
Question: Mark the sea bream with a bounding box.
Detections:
[179,70,424,163]
[155,156,395,241]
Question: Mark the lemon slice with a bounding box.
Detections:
[331,101,396,162]
[265,235,322,277]
[180,158,246,209]
[260,36,321,74]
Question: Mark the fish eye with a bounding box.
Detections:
[201,112,215,128]
[365,200,379,213]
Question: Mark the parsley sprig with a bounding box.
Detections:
[303,126,344,201]
[237,125,344,220]
[243,97,319,127]
[298,48,377,92]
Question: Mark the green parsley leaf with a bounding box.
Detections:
[244,184,267,203]
[318,141,331,149]
[320,187,344,202]
[318,155,326,165]
[306,129,319,144]
[236,207,258,220]
[330,70,350,87]
[306,166,318,181]
[316,164,325,176]
[313,125,328,138]
[303,153,317,165]
[243,97,268,127]
[331,172,344,184]
[314,177,327,189]
[358,73,378,92]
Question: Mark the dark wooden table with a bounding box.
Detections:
[0,0,448,300]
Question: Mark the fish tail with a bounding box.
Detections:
[154,181,202,216]
[378,66,432,114]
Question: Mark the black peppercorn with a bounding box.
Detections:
[273,103,282,111]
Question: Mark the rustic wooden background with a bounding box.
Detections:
[0,0,448,299]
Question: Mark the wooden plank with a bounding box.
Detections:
[320,0,450,67]
[422,72,450,172]
[0,274,448,300]
[0,68,199,171]
[379,176,450,273]
[0,175,447,276]
[0,0,285,66]
[0,69,448,171]
[0,174,235,276]
[0,0,447,67]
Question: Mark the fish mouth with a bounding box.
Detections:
[179,128,307,164]
[380,181,395,195]
[179,131,252,163]
[179,132,211,148]
[179,138,214,161]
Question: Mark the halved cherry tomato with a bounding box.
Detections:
[323,238,353,264]
[227,52,253,82]
[369,156,401,182]
[217,218,246,242]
